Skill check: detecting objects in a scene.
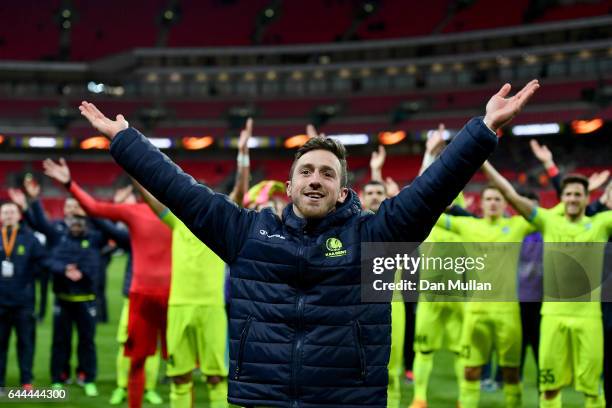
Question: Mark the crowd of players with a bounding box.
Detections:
[0,80,611,407]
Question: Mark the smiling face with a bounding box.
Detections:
[562,182,588,218]
[287,149,348,219]
[0,203,21,227]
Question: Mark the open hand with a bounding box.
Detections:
[529,139,553,165]
[426,123,446,156]
[483,80,540,132]
[79,101,128,139]
[384,177,400,198]
[43,158,71,185]
[238,118,253,154]
[306,124,325,138]
[588,170,610,193]
[8,188,27,211]
[370,146,386,171]
[23,174,41,198]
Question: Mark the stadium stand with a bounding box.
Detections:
[168,0,268,47]
[356,0,451,39]
[70,0,165,61]
[261,0,355,44]
[0,0,60,60]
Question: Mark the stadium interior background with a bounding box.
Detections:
[0,0,610,216]
[0,2,611,406]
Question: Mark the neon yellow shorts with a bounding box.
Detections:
[166,304,228,377]
[414,301,464,353]
[460,307,521,368]
[538,315,603,396]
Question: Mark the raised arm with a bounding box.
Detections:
[78,101,255,263]
[130,179,166,218]
[370,145,386,182]
[530,139,561,197]
[9,177,53,237]
[363,80,540,242]
[43,158,127,222]
[418,124,446,176]
[89,218,131,249]
[369,145,401,198]
[481,161,535,219]
[588,170,610,193]
[587,180,612,216]
[417,123,473,217]
[228,118,252,206]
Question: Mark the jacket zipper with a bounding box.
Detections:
[234,315,254,380]
[291,233,306,407]
[352,320,367,381]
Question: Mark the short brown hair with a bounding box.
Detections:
[363,180,386,193]
[481,184,502,197]
[289,137,348,187]
[561,174,589,195]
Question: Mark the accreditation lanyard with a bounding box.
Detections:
[1,226,18,278]
[1,226,18,260]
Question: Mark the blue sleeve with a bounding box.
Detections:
[362,117,497,242]
[447,205,476,218]
[551,173,562,199]
[89,218,131,249]
[47,256,68,275]
[586,199,607,217]
[109,128,257,263]
[26,200,60,245]
[29,236,49,277]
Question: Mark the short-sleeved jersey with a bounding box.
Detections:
[162,210,226,306]
[436,215,536,312]
[530,207,612,317]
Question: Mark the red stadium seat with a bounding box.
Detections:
[357,0,451,40]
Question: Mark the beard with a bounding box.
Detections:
[293,194,336,219]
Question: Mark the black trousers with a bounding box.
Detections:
[38,272,49,321]
[95,255,110,323]
[520,302,541,377]
[0,305,36,386]
[50,299,97,383]
[403,302,416,371]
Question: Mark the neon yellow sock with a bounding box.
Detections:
[412,352,434,402]
[459,380,480,408]
[204,377,228,402]
[539,392,561,408]
[387,301,405,407]
[144,348,161,390]
[116,345,130,388]
[585,394,605,408]
[387,372,401,407]
[503,383,521,408]
[170,381,192,408]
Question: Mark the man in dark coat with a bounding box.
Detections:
[79,80,540,407]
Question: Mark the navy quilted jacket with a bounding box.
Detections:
[109,117,497,407]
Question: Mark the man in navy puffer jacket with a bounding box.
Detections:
[79,80,539,407]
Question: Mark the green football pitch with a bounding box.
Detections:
[4,253,585,407]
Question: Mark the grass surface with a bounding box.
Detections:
[4,253,585,407]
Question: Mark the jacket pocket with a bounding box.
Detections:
[234,315,254,380]
[352,320,367,381]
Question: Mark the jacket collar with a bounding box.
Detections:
[282,189,362,234]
